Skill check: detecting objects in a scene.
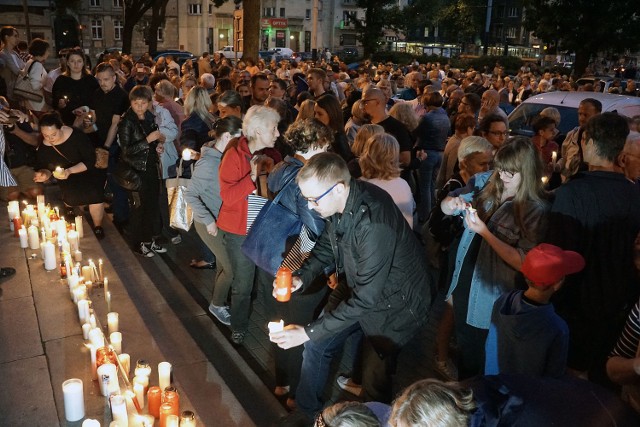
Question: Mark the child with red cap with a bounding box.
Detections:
[484,243,585,378]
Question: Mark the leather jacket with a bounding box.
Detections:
[117,107,156,171]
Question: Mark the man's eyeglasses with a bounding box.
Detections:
[488,131,509,137]
[303,182,340,205]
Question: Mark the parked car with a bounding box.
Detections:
[292,51,313,62]
[508,92,640,138]
[269,47,293,58]
[216,46,243,59]
[152,50,196,67]
[95,47,121,59]
[258,51,284,63]
[575,77,640,94]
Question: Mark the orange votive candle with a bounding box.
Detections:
[159,402,175,427]
[147,386,162,418]
[163,388,180,415]
[275,267,292,302]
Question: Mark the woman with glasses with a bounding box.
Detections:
[478,113,509,149]
[440,136,549,379]
[0,26,25,106]
[51,48,99,126]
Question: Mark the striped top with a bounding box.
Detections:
[610,298,640,359]
[0,129,17,187]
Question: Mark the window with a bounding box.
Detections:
[507,27,516,38]
[495,25,503,38]
[508,7,518,17]
[264,7,275,17]
[113,19,123,40]
[157,27,164,42]
[113,0,123,7]
[343,11,357,26]
[188,4,202,15]
[305,9,311,19]
[280,7,285,17]
[91,19,103,40]
[90,0,100,6]
[208,4,213,14]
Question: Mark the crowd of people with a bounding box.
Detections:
[1,24,640,426]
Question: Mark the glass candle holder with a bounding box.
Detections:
[95,346,118,370]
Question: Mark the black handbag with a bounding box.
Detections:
[112,160,142,191]
[241,176,302,276]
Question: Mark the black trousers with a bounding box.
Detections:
[129,164,161,245]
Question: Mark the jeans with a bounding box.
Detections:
[296,321,398,418]
[195,221,231,306]
[219,229,255,333]
[418,150,443,222]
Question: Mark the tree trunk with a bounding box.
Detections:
[147,0,169,55]
[122,16,137,54]
[573,49,590,78]
[243,0,260,61]
[122,0,153,55]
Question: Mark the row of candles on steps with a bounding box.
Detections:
[8,199,197,426]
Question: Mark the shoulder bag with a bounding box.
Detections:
[14,61,43,103]
[166,160,194,231]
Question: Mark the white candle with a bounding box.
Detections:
[268,320,284,333]
[90,313,97,329]
[18,226,28,248]
[82,323,91,339]
[68,274,80,299]
[97,363,118,397]
[104,277,109,294]
[77,299,90,324]
[56,218,67,242]
[106,291,112,313]
[68,230,79,252]
[166,415,179,427]
[110,394,128,426]
[72,286,87,304]
[133,375,149,395]
[110,332,122,354]
[74,249,82,262]
[27,225,39,249]
[82,419,100,427]
[118,353,131,378]
[43,241,56,270]
[62,378,85,421]
[99,259,103,281]
[134,382,145,410]
[81,266,92,281]
[137,415,155,427]
[75,215,84,238]
[107,312,119,335]
[36,195,45,205]
[158,362,172,391]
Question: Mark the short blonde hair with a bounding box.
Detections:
[352,124,384,157]
[243,105,280,141]
[389,102,419,132]
[359,133,401,180]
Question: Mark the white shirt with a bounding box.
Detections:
[360,177,415,229]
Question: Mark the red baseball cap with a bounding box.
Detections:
[521,243,585,288]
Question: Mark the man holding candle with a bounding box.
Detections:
[270,153,434,423]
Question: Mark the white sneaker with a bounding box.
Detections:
[135,242,155,258]
[336,375,362,396]
[150,241,167,253]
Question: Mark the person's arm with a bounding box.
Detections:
[607,357,640,385]
[607,300,640,385]
[103,114,121,148]
[8,125,38,146]
[466,211,525,270]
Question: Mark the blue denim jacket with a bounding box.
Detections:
[446,171,549,329]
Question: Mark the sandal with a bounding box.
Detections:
[190,259,215,270]
[0,267,16,279]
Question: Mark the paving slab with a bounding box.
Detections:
[0,295,43,364]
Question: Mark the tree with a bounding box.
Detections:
[211,0,260,61]
[147,0,170,55]
[122,0,155,54]
[353,0,403,57]
[522,0,640,77]
[437,0,485,46]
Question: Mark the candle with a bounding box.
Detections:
[75,215,84,238]
[90,313,97,329]
[18,226,28,248]
[74,249,82,262]
[62,378,85,422]
[82,323,91,339]
[97,363,118,397]
[82,419,100,427]
[158,362,172,391]
[77,299,90,324]
[552,150,557,163]
[89,259,98,282]
[134,382,145,410]
[36,195,45,205]
[53,166,64,179]
[166,415,179,427]
[43,241,56,270]
[99,259,103,281]
[147,386,162,418]
[107,312,119,334]
[541,176,549,184]
[163,387,180,415]
[268,320,284,334]
[118,353,131,378]
[104,277,109,294]
[179,411,196,427]
[110,332,122,354]
[110,394,128,426]
[135,360,152,378]
[68,230,79,252]
[106,291,112,313]
[12,216,22,237]
[81,266,92,281]
[159,402,175,427]
[27,225,39,249]
[73,286,87,304]
[137,414,155,427]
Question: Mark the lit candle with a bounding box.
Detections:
[106,291,112,313]
[158,362,172,391]
[179,411,196,427]
[118,353,131,378]
[268,320,284,334]
[110,394,128,426]
[97,363,118,397]
[107,312,119,335]
[53,166,64,179]
[12,216,22,237]
[147,386,162,418]
[43,241,57,271]
[134,382,145,411]
[110,332,122,354]
[99,259,103,281]
[74,249,82,262]
[82,419,100,427]
[81,265,92,281]
[165,414,179,427]
[137,414,155,427]
[159,402,175,427]
[62,378,85,422]
[163,387,180,415]
[18,226,28,248]
[133,375,149,396]
[77,299,90,324]
[541,176,549,184]
[68,229,79,252]
[75,215,84,238]
[552,150,557,163]
[27,225,39,249]
[82,323,91,339]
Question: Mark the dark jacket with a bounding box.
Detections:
[267,156,325,239]
[118,108,155,171]
[298,179,434,355]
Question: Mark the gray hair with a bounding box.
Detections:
[199,73,216,89]
[457,136,494,163]
[243,105,280,141]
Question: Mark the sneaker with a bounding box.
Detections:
[170,235,182,244]
[150,241,167,253]
[135,242,155,258]
[208,303,231,326]
[231,330,246,345]
[434,358,458,381]
[93,226,105,240]
[336,375,363,396]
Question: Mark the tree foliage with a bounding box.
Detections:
[522,0,640,76]
[437,0,485,44]
[353,0,403,57]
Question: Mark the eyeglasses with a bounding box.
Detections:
[497,169,517,179]
[303,182,340,205]
[488,131,509,137]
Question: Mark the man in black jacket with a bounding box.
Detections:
[270,153,434,422]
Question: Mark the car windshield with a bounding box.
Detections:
[509,103,578,137]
